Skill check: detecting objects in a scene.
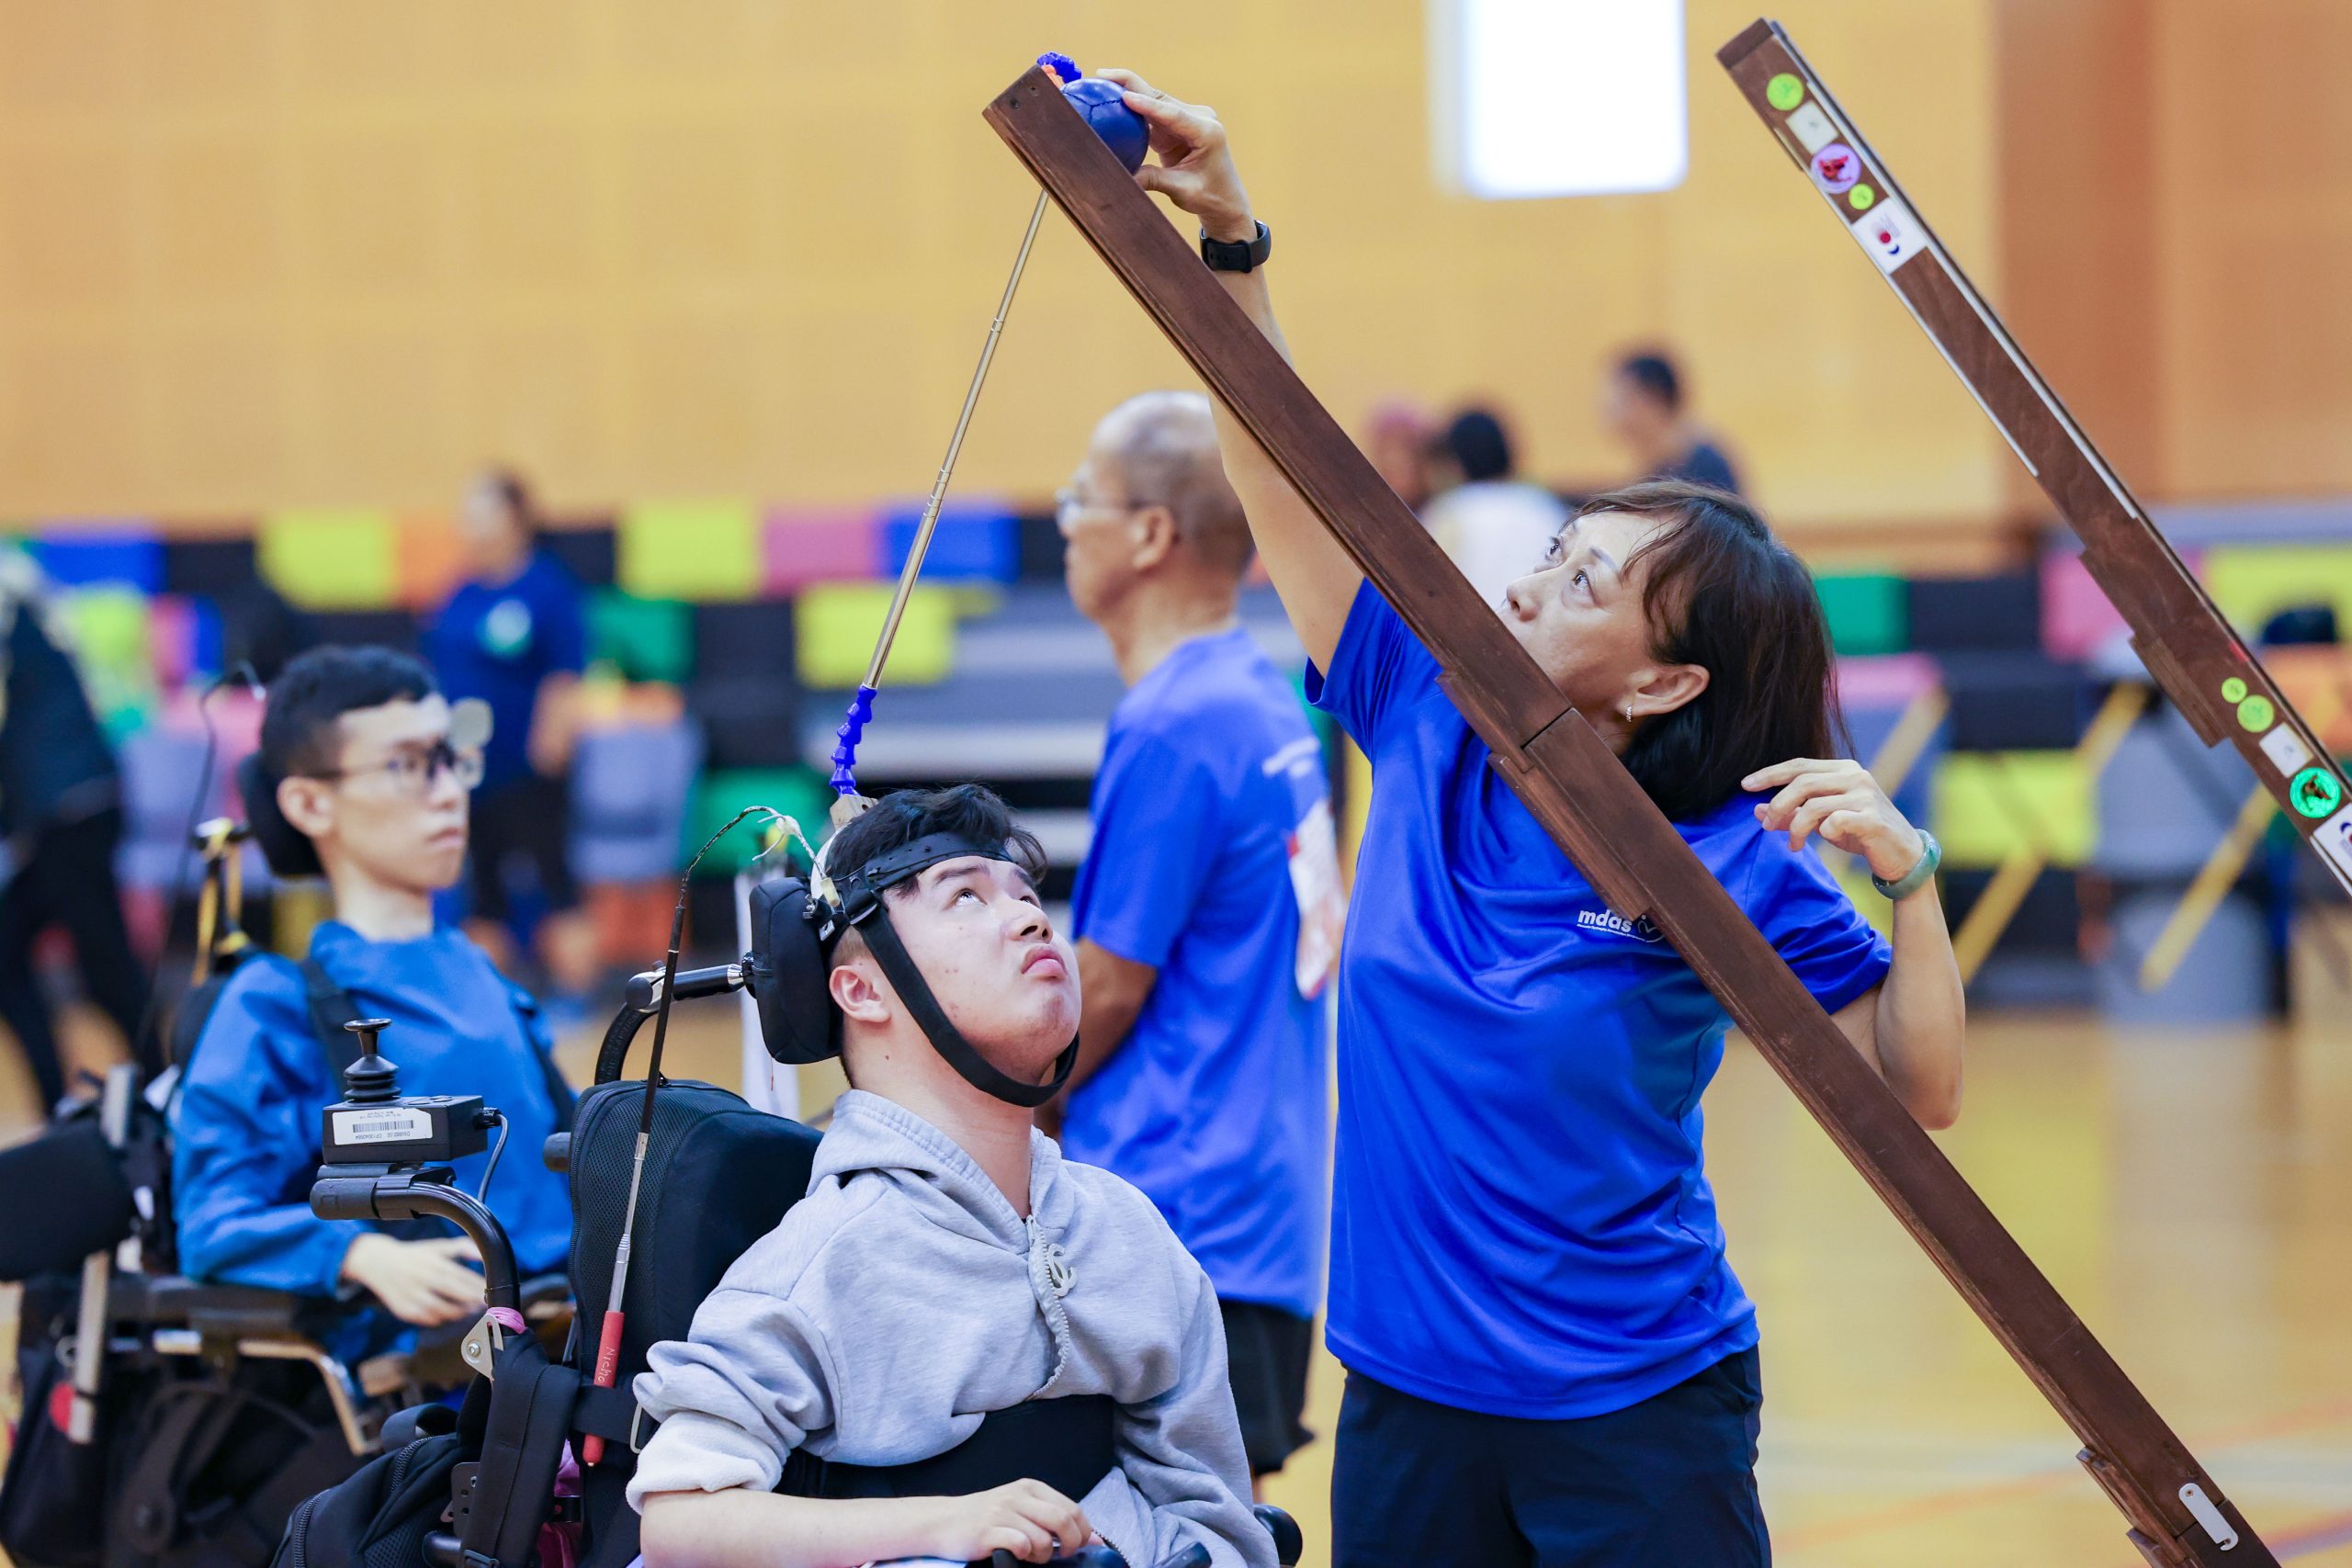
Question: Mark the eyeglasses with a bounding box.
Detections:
[308,739,486,798]
[1053,487,1160,540]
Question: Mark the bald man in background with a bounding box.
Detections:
[1049,391,1342,1489]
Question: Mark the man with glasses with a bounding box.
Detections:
[173,647,572,1347]
[1047,390,1341,1491]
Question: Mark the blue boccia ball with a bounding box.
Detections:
[1062,77,1148,174]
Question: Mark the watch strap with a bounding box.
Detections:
[1200,220,1272,273]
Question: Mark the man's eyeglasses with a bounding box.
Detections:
[307,739,485,798]
[1053,487,1159,539]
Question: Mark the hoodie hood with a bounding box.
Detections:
[810,1089,1075,1250]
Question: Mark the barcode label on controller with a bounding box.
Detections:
[331,1107,431,1145]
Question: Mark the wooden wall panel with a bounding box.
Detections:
[2153,2,2352,498]
[0,0,2006,534]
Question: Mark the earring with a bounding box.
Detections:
[1623,702,1635,725]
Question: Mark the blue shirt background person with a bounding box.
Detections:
[424,542,586,796]
[1054,390,1340,1480]
[423,468,598,1002]
[1066,626,1334,1319]
[172,923,574,1352]
[1307,582,1891,1418]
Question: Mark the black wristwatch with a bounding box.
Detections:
[1201,220,1272,274]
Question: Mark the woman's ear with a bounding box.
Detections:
[1631,662,1711,720]
[277,774,335,842]
[828,958,892,1026]
[1129,502,1179,573]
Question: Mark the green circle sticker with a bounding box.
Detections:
[1767,73,1804,110]
[2237,694,2275,730]
[1849,185,1876,211]
[2222,676,2248,703]
[2290,766,2343,819]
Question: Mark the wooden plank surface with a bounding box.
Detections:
[985,60,2268,1567]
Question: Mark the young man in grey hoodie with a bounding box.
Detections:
[628,785,1275,1568]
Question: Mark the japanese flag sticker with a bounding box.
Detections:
[1850,197,1927,274]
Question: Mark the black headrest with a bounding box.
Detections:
[746,879,838,1065]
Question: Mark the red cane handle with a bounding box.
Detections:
[581,1310,627,1466]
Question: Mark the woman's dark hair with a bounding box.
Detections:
[1440,408,1515,484]
[259,645,437,781]
[825,783,1047,893]
[1616,352,1683,412]
[1589,479,1845,822]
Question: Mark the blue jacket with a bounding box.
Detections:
[172,922,575,1305]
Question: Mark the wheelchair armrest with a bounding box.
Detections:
[121,1275,314,1338]
[1254,1505,1304,1566]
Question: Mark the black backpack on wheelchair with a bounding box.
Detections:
[281,963,1303,1568]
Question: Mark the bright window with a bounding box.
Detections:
[1432,0,1689,199]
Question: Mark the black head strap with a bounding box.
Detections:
[826,830,1077,1109]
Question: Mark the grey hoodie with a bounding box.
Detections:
[628,1090,1275,1568]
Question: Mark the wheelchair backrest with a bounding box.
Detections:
[563,1077,820,1568]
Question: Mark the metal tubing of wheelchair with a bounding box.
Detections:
[595,960,747,1084]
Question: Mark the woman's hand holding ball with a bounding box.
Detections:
[1093,69,1257,243]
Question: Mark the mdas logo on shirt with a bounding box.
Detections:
[1576,908,1664,943]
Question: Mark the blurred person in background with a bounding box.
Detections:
[1421,406,1570,610]
[1364,400,1438,513]
[424,468,599,1015]
[1049,389,1341,1493]
[0,547,155,1115]
[1606,349,1744,496]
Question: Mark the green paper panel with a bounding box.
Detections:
[796,582,955,688]
[619,501,761,603]
[260,509,397,609]
[588,590,695,684]
[57,586,155,741]
[688,766,834,874]
[1815,572,1907,656]
[1930,750,2093,869]
[2202,545,2352,633]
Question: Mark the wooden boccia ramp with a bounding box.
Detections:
[983,38,2288,1568]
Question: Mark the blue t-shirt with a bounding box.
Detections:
[1307,584,1890,1418]
[1064,628,1337,1320]
[425,550,587,792]
[173,922,575,1349]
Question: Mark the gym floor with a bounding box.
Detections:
[6,1009,2349,1567]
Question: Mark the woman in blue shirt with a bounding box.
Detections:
[1103,72,1966,1566]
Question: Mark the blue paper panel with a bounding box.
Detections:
[878,502,1019,584]
[32,529,163,592]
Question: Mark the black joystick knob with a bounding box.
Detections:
[341,1018,399,1103]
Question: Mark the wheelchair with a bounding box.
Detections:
[0,822,561,1568]
[285,947,1304,1568]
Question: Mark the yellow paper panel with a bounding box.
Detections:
[796,581,954,690]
